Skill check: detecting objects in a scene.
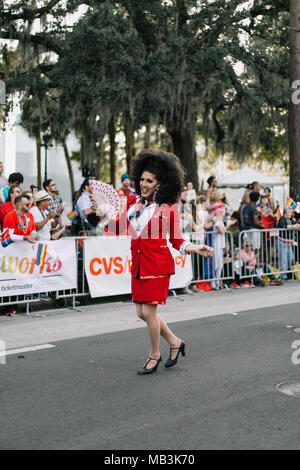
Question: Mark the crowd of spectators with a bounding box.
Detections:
[86,172,299,293]
[0,163,67,243]
[182,177,300,292]
[1,162,300,296]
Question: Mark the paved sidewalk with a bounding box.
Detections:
[0,281,299,350]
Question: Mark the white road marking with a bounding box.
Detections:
[0,343,55,357]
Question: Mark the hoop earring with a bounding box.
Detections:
[154,184,160,202]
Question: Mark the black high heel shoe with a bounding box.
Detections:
[164,342,185,368]
[137,356,162,375]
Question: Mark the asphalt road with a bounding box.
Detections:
[1,300,300,450]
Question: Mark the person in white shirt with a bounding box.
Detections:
[211,210,236,289]
[194,197,212,244]
[186,181,197,203]
[30,190,65,240]
[0,162,8,188]
[178,187,195,233]
[74,178,99,232]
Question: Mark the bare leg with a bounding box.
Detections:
[142,304,161,365]
[158,315,182,359]
[135,303,182,363]
[135,302,145,321]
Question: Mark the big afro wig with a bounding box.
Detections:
[131,149,185,205]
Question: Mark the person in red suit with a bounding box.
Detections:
[106,149,214,375]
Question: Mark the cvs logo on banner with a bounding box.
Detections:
[90,256,132,276]
[174,256,186,268]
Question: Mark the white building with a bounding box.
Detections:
[0,110,82,214]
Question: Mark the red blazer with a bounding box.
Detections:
[106,195,186,278]
[0,201,14,229]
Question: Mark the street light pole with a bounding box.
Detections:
[44,144,48,181]
[40,132,53,182]
[40,140,48,182]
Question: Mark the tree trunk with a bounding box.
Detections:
[124,111,134,174]
[62,138,75,197]
[289,0,300,201]
[96,142,103,180]
[145,122,151,148]
[109,116,116,186]
[169,127,198,189]
[80,125,96,170]
[36,133,42,188]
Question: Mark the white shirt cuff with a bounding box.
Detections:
[9,229,24,242]
[179,241,190,255]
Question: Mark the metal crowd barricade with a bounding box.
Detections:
[238,228,300,281]
[0,237,90,315]
[1,228,300,315]
[54,237,89,310]
[0,292,43,315]
[188,230,235,288]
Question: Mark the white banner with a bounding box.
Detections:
[84,236,193,298]
[0,239,77,297]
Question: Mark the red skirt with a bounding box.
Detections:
[131,275,170,305]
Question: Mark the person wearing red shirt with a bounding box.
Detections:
[116,174,135,232]
[2,195,38,317]
[107,149,214,375]
[3,195,38,243]
[259,194,277,230]
[0,185,22,229]
[117,173,135,198]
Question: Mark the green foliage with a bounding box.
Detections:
[0,0,292,180]
[57,5,144,103]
